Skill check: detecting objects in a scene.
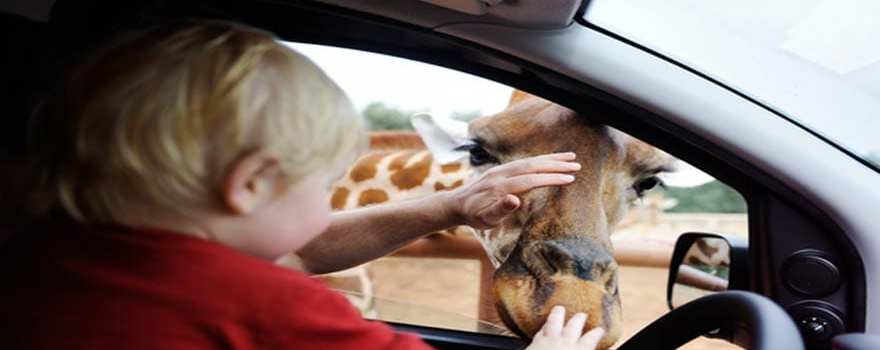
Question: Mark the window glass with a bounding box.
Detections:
[290,42,745,349]
[584,0,880,172]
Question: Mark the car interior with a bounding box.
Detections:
[2,1,879,349]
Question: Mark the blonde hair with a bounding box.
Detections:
[33,20,366,223]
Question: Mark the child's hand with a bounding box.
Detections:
[525,305,605,350]
[446,152,580,229]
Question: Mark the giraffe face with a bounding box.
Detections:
[466,92,675,349]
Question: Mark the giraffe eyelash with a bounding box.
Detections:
[453,141,478,152]
[633,176,665,197]
[456,140,498,167]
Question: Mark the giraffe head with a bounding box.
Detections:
[418,91,676,348]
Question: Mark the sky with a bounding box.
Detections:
[286,42,513,119]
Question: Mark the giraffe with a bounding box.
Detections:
[328,134,471,212]
[276,131,473,318]
[277,131,475,316]
[413,90,679,349]
[280,90,681,349]
[685,237,731,268]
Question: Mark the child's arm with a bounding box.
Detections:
[290,152,579,274]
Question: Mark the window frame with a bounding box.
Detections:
[213,0,865,339]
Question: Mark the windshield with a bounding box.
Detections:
[583,0,880,172]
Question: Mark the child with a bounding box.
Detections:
[1,20,602,350]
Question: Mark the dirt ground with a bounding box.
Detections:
[359,258,740,349]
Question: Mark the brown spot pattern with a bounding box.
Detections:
[358,188,389,206]
[349,152,387,182]
[390,153,433,190]
[388,150,419,171]
[330,187,349,210]
[440,162,462,173]
[433,179,464,192]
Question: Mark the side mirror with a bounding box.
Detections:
[667,232,748,310]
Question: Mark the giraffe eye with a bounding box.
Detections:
[633,176,664,197]
[456,142,498,166]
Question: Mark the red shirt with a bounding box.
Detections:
[0,222,433,350]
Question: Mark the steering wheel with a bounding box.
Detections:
[618,291,804,350]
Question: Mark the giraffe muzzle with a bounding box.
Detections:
[492,237,622,349]
[522,239,617,285]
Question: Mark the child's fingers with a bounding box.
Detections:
[483,194,521,219]
[487,158,580,178]
[577,327,606,349]
[497,173,576,194]
[500,194,521,211]
[542,305,566,336]
[562,312,588,339]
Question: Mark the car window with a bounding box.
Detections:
[290,42,745,349]
[583,0,880,172]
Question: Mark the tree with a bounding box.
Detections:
[361,102,418,131]
[662,180,747,213]
[360,102,484,131]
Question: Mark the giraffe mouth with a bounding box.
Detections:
[492,270,622,349]
[490,238,621,348]
[495,300,529,338]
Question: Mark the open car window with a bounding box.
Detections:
[290,42,746,349]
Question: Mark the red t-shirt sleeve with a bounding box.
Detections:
[268,274,435,350]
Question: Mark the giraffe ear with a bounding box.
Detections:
[508,89,534,106]
[411,113,469,164]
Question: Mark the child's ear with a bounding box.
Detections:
[223,151,283,214]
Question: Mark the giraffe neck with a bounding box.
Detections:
[331,147,471,211]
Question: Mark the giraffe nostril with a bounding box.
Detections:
[522,241,576,279]
[597,259,619,293]
[539,241,574,275]
[605,273,619,296]
[522,239,617,283]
